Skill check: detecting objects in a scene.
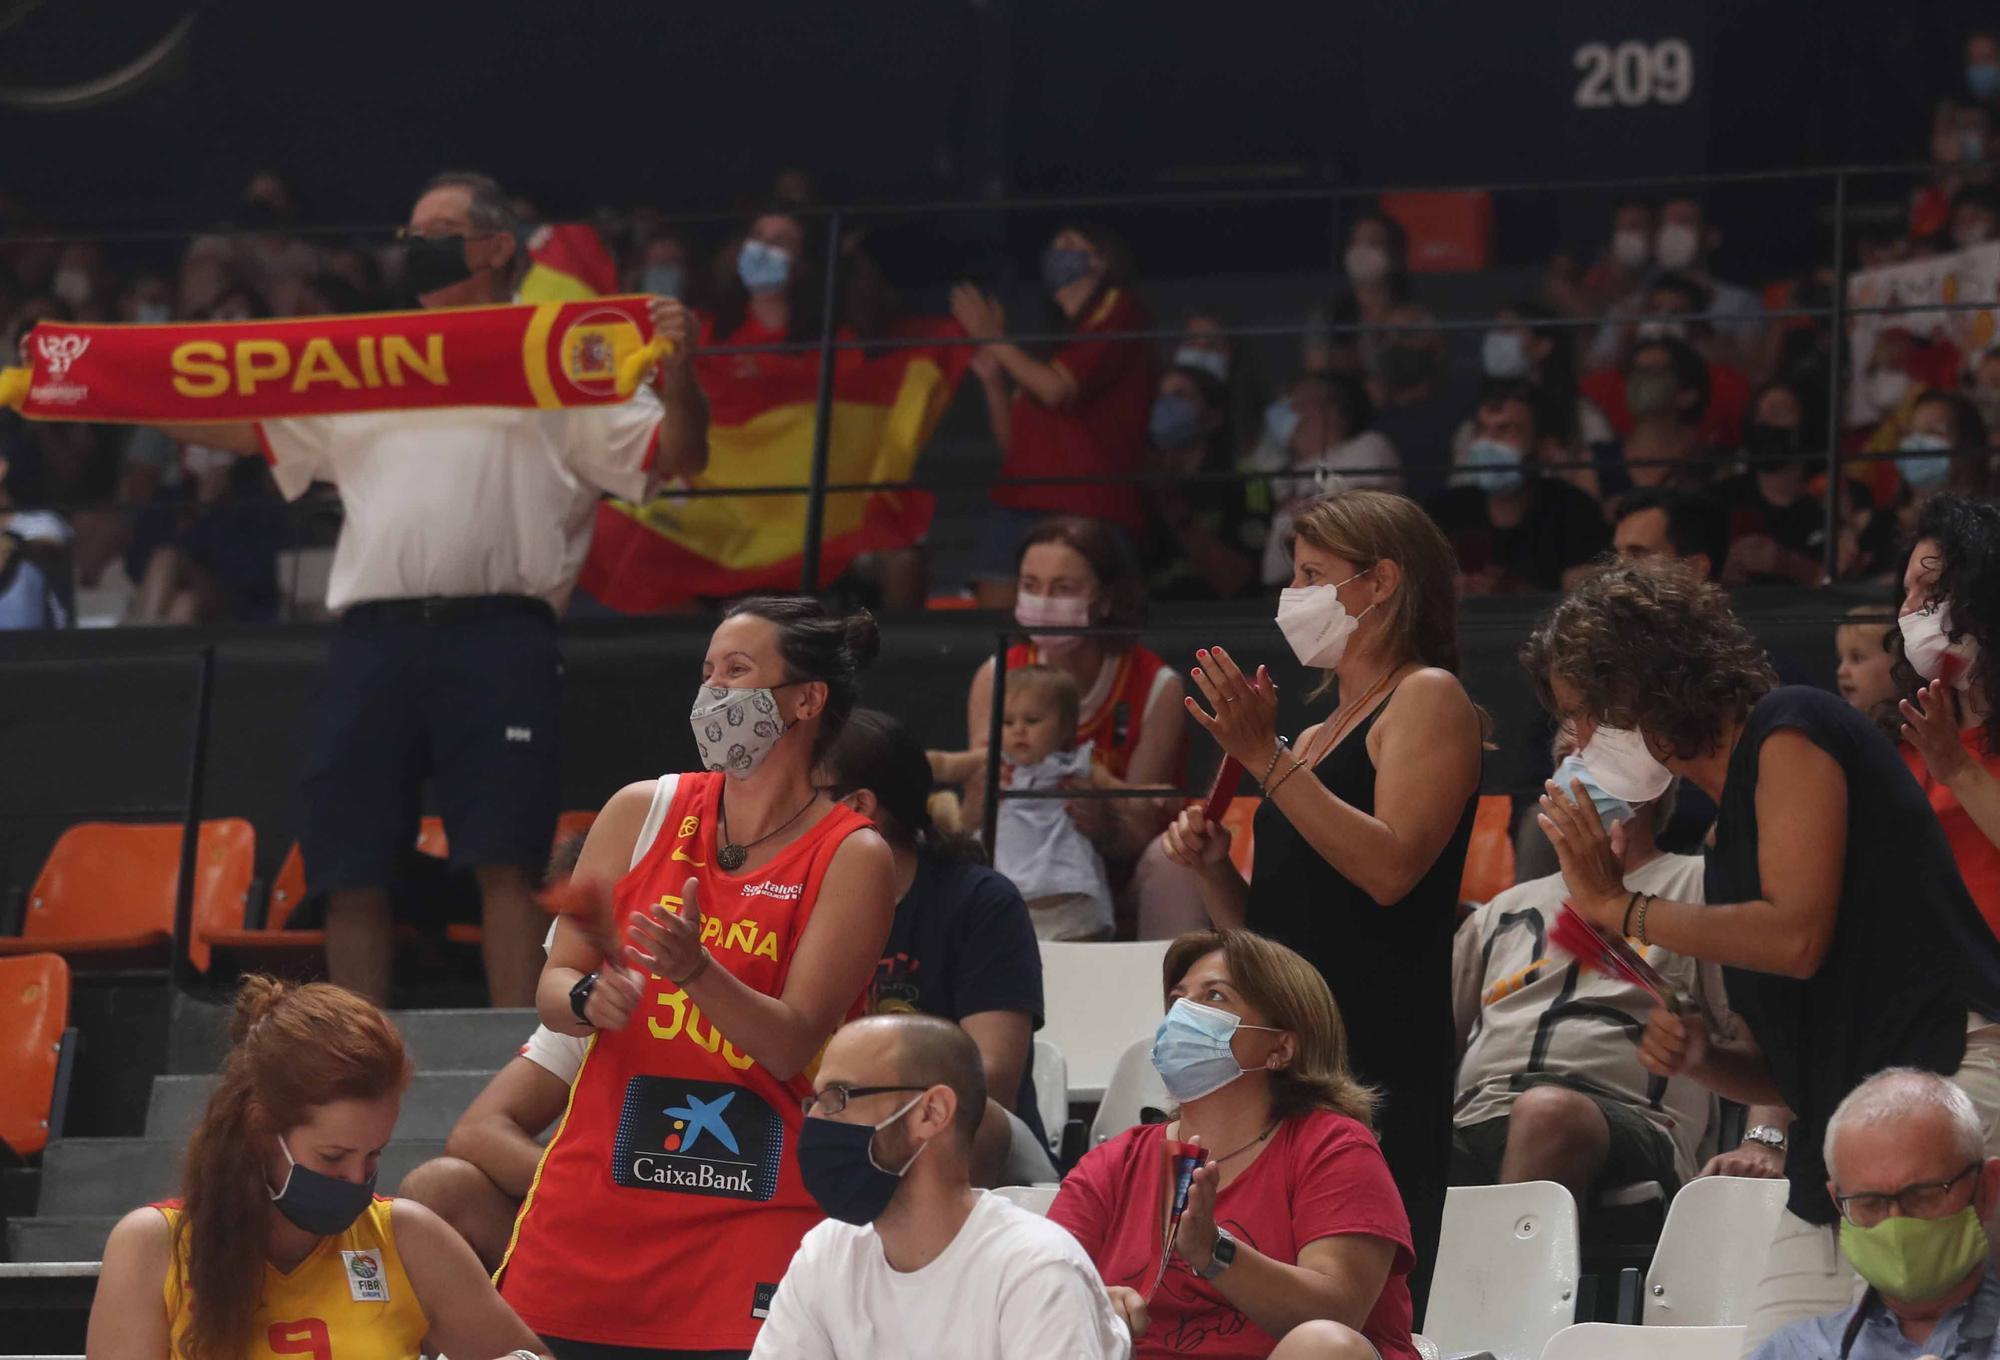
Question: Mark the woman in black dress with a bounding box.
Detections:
[1527,562,2000,1352]
[1161,489,1484,1323]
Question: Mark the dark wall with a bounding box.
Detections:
[0,0,1990,234]
[0,590,1858,908]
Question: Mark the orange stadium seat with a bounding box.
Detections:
[1458,794,1517,906]
[0,953,72,1157]
[0,820,254,973]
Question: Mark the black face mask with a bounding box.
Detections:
[1742,422,1803,469]
[795,1098,926,1226]
[402,234,476,299]
[1379,346,1436,390]
[269,1135,376,1236]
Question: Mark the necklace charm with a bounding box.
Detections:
[715,786,821,874]
[716,842,748,872]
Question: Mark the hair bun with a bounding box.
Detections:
[841,609,880,672]
[229,974,292,1044]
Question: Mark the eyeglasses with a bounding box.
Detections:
[1834,1162,1982,1227]
[800,1084,926,1118]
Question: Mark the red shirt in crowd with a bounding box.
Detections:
[1582,360,1752,451]
[1004,640,1181,782]
[991,288,1155,536]
[1904,730,2000,940]
[1048,1112,1417,1360]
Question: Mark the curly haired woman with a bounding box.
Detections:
[1522,562,2000,1352]
[1896,493,2000,936]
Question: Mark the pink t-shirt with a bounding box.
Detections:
[1049,1112,1417,1360]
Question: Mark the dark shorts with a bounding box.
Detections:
[1450,1077,1681,1196]
[300,597,560,897]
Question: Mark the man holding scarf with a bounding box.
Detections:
[1752,1068,2000,1359]
[141,170,707,1006]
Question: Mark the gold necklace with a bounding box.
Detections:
[1300,665,1399,770]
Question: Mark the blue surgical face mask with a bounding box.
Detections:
[1481,330,1530,379]
[269,1134,376,1236]
[1041,245,1095,292]
[1552,754,1634,825]
[1151,998,1282,1103]
[1264,397,1302,449]
[1971,62,2000,102]
[1150,393,1204,451]
[1899,433,1955,491]
[737,239,791,294]
[641,262,685,299]
[1462,437,1526,496]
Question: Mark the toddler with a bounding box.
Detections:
[992,664,1113,940]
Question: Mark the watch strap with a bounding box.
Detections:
[1197,1228,1237,1280]
[570,971,599,1025]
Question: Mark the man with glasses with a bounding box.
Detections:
[1752,1068,2000,1359]
[752,1014,1129,1359]
[138,170,708,1007]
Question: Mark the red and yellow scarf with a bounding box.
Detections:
[0,295,669,423]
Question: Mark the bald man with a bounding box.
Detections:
[1752,1068,2000,1359]
[753,1014,1129,1360]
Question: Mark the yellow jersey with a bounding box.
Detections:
[157,1197,429,1360]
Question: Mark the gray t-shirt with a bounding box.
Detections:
[1451,853,1727,1180]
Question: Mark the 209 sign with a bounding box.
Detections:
[1572,39,1694,108]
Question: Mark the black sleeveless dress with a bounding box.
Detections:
[1243,695,1477,1325]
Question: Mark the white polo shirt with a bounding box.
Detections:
[258,386,664,611]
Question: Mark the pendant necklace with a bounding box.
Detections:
[717,787,820,871]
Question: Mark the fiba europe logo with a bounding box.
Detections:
[613,1075,782,1201]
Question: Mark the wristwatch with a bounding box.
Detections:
[1743,1124,1787,1153]
[569,971,600,1026]
[1196,1228,1238,1280]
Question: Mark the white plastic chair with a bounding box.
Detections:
[1424,1182,1580,1360]
[993,1184,1059,1216]
[1541,1323,1744,1359]
[1031,1037,1069,1154]
[1643,1176,1789,1326]
[1090,1036,1172,1145]
[1037,939,1170,1101]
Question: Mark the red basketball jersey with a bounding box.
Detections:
[1004,642,1178,780]
[496,773,869,1350]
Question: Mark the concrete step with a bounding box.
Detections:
[35,1138,447,1216]
[5,1215,119,1263]
[387,1008,535,1073]
[145,1071,494,1142]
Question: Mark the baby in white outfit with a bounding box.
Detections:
[992,664,1114,940]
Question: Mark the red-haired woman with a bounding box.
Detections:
[86,977,547,1360]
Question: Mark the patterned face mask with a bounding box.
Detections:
[689,684,790,780]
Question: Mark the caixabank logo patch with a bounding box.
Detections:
[612,1075,783,1201]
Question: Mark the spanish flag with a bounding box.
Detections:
[580,317,971,609]
[518,224,622,303]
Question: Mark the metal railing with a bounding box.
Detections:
[8,156,1995,602]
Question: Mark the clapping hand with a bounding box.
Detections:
[1185,648,1279,769]
[625,876,709,985]
[1901,679,1973,785]
[1537,775,1625,930]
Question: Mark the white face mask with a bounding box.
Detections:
[1015,590,1092,654]
[1577,725,1673,803]
[1866,368,1911,414]
[690,684,789,780]
[1344,242,1390,285]
[1275,571,1372,669]
[1173,345,1229,382]
[1655,222,1701,271]
[1900,604,1980,690]
[1611,228,1652,269]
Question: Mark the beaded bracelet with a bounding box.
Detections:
[1265,753,1308,798]
[1258,737,1290,789]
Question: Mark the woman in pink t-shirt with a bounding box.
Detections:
[1049,930,1416,1360]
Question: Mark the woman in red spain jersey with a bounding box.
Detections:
[87,977,548,1360]
[500,598,897,1360]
